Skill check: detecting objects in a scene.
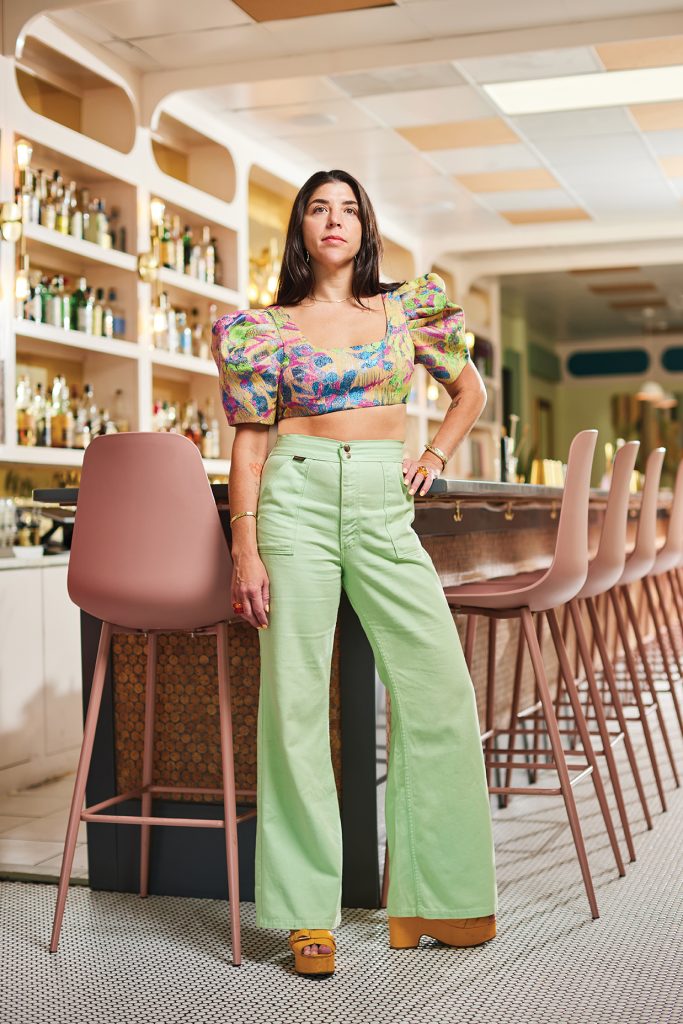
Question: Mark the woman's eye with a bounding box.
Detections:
[345,208,358,216]
[312,205,326,213]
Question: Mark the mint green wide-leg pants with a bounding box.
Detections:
[255,434,497,929]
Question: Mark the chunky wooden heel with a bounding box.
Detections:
[389,915,496,949]
[289,929,336,977]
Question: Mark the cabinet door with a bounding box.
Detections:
[0,568,44,770]
[42,564,82,755]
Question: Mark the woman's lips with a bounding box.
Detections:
[322,236,345,243]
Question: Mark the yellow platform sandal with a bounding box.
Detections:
[289,929,336,977]
[389,914,496,949]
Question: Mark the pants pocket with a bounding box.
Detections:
[383,462,421,560]
[257,455,311,555]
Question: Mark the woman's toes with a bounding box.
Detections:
[318,944,331,954]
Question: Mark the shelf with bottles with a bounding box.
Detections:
[150,375,226,466]
[14,319,139,362]
[14,366,135,463]
[21,221,137,274]
[148,294,219,367]
[148,195,239,295]
[15,261,137,347]
[13,136,136,264]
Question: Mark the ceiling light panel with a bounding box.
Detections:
[357,85,494,127]
[429,143,540,175]
[456,46,602,85]
[484,66,683,116]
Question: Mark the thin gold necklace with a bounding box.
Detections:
[310,294,352,303]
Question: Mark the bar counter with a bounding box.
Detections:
[33,477,664,908]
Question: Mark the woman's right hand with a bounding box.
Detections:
[231,550,270,630]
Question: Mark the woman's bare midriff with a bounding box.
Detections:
[277,402,406,442]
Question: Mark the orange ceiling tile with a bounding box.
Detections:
[234,0,394,18]
[397,118,518,151]
[660,155,683,177]
[630,101,683,131]
[596,35,683,70]
[455,168,558,192]
[501,208,590,225]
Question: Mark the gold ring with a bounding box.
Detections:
[232,601,244,613]
[416,465,429,477]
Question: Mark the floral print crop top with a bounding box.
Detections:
[211,273,470,426]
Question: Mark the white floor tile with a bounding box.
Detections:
[0,837,64,866]
[0,794,71,817]
[0,815,34,833]
[35,843,88,874]
[1,808,85,843]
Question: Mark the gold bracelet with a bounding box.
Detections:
[424,442,448,470]
[229,510,257,525]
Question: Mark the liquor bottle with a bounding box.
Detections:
[106,288,125,338]
[93,287,105,336]
[177,311,193,355]
[70,277,88,331]
[167,302,179,354]
[212,239,223,286]
[74,386,90,449]
[33,382,51,447]
[16,376,36,446]
[28,275,45,323]
[203,227,215,285]
[80,188,91,240]
[173,216,184,274]
[182,225,193,273]
[207,397,221,459]
[40,178,57,231]
[56,186,70,234]
[45,277,62,328]
[189,238,202,279]
[84,196,99,243]
[52,379,75,448]
[96,199,110,248]
[112,388,129,433]
[161,216,175,269]
[69,185,84,240]
[108,206,120,250]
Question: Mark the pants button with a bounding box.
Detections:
[343,444,351,452]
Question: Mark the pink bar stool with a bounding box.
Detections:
[607,448,681,809]
[444,429,625,920]
[49,432,254,965]
[551,442,653,859]
[642,459,683,737]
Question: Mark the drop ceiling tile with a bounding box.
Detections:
[644,129,683,157]
[457,46,603,85]
[260,6,417,55]
[596,35,683,71]
[398,118,518,150]
[500,207,590,224]
[660,155,683,177]
[330,64,465,98]
[232,99,377,139]
[201,77,341,112]
[511,107,635,141]
[236,0,394,19]
[481,188,578,212]
[531,133,656,172]
[499,206,589,225]
[428,143,540,174]
[372,174,460,205]
[571,178,679,214]
[629,101,683,132]
[131,24,283,65]
[358,85,494,128]
[456,168,558,193]
[87,0,250,38]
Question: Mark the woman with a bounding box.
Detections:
[212,169,497,977]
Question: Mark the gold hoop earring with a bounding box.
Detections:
[305,250,310,263]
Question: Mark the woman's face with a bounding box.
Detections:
[301,180,362,270]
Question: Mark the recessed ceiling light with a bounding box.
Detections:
[482,65,683,115]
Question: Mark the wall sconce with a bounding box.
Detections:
[15,138,33,170]
[465,331,475,350]
[635,380,664,402]
[137,249,159,285]
[15,253,30,301]
[0,201,23,243]
[150,197,165,229]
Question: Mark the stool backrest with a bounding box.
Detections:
[617,446,665,586]
[67,432,232,630]
[659,458,683,562]
[577,440,640,599]
[528,428,597,611]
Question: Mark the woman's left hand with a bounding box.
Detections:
[402,452,442,496]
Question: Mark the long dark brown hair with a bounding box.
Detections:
[275,169,404,308]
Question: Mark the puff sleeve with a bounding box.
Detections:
[395,272,470,385]
[211,309,283,426]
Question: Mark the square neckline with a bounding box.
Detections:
[271,292,390,352]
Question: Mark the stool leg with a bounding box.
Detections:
[547,608,626,878]
[569,599,637,863]
[50,622,113,952]
[585,596,653,832]
[140,632,158,898]
[660,573,683,676]
[464,614,477,671]
[502,620,526,806]
[644,577,683,736]
[621,586,680,788]
[485,619,497,790]
[520,608,600,919]
[216,621,242,966]
[609,589,669,811]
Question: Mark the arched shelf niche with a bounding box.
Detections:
[248,165,297,307]
[15,36,136,154]
[381,238,415,283]
[152,113,236,204]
